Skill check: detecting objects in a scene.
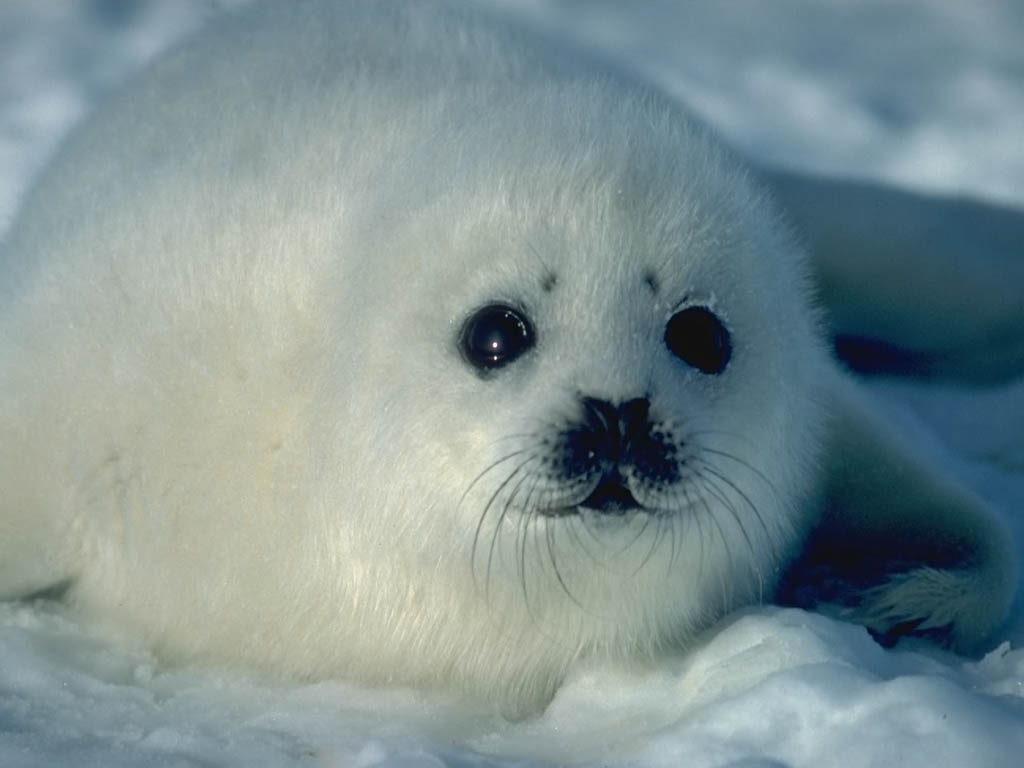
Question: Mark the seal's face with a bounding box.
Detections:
[456,300,732,521]
[441,253,815,635]
[330,91,829,655]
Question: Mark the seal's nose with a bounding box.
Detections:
[574,397,647,512]
[580,396,651,461]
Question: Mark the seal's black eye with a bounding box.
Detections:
[460,304,535,371]
[664,306,731,374]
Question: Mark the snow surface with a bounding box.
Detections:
[2,1,1023,766]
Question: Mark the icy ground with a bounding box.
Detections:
[2,1,1024,766]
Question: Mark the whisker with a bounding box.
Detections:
[564,506,607,568]
[697,471,768,605]
[610,507,655,559]
[517,487,533,619]
[691,475,734,614]
[624,511,661,576]
[696,458,777,559]
[674,482,702,577]
[473,453,539,598]
[695,469,758,563]
[461,448,534,509]
[544,504,590,612]
[693,444,782,504]
[664,510,680,577]
[632,511,668,577]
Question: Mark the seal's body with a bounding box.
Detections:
[0,0,1015,712]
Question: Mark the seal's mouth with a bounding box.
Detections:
[534,471,649,518]
[578,474,641,514]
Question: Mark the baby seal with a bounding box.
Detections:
[0,0,1016,712]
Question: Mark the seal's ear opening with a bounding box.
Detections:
[777,373,1017,653]
[762,166,1024,384]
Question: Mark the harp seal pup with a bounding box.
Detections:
[0,0,1016,713]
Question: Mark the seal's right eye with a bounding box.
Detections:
[460,304,535,371]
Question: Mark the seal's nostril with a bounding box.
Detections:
[619,397,651,447]
[581,397,619,432]
[576,395,653,463]
[580,396,621,459]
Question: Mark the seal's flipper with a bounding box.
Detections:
[763,167,1024,383]
[780,373,1017,651]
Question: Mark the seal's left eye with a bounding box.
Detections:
[460,304,535,371]
[664,306,731,374]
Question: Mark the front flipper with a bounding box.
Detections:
[780,373,1018,651]
[762,167,1024,384]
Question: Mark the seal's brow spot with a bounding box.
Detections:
[643,270,659,295]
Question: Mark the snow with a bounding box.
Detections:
[1,1,1023,766]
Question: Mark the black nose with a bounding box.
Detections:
[572,397,651,513]
[580,396,651,462]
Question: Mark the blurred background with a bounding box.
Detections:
[3,0,1024,234]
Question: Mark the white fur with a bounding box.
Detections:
[0,0,1014,713]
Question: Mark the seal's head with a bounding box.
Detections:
[316,83,830,706]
